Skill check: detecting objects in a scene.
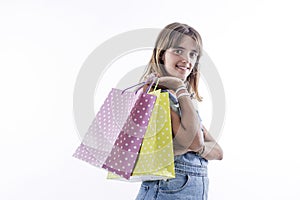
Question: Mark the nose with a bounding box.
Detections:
[181,52,192,62]
[180,54,192,67]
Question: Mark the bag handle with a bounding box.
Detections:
[121,78,156,95]
[121,81,146,94]
[152,78,160,91]
[134,77,160,94]
[135,78,155,94]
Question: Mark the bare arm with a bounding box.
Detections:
[170,107,204,152]
[147,76,205,151]
[201,125,223,160]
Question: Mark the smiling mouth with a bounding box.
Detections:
[176,65,190,71]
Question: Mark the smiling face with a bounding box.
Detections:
[142,22,203,101]
[162,35,199,80]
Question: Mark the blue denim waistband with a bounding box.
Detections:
[174,152,208,177]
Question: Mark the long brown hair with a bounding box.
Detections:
[141,22,203,102]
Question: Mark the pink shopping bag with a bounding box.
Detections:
[73,81,157,179]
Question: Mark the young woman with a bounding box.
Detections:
[135,22,223,200]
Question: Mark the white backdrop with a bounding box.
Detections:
[1,0,300,199]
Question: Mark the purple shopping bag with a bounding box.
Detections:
[73,81,156,179]
[102,92,156,179]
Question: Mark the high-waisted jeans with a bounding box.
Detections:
[135,152,209,200]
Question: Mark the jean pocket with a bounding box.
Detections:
[158,174,190,194]
[135,183,149,200]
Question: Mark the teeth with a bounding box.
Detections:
[176,65,188,70]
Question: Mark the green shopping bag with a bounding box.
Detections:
[107,88,175,181]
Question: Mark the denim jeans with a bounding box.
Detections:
[135,152,209,200]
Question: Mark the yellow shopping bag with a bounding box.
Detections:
[107,89,175,181]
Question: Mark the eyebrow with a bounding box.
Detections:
[173,46,198,53]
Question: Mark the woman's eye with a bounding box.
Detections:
[174,49,182,54]
[190,52,198,58]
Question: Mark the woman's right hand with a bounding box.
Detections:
[157,76,185,91]
[145,73,185,91]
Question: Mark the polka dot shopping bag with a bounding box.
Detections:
[107,89,175,181]
[73,80,157,179]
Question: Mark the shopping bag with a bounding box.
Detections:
[101,90,157,179]
[73,81,157,179]
[107,89,175,181]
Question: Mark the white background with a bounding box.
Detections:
[1,0,300,199]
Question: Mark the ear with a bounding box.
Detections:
[158,50,166,64]
[162,52,168,65]
[158,53,165,64]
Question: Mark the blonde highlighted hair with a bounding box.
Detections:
[141,22,203,101]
